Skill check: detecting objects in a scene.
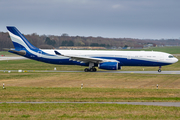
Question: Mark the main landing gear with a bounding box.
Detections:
[84,67,97,72]
[84,63,97,72]
[158,66,161,72]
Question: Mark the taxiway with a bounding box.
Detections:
[1,70,180,74]
[0,102,180,107]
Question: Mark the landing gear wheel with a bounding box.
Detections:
[84,68,89,72]
[158,66,162,73]
[84,67,97,72]
[90,68,94,72]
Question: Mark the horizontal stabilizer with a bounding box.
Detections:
[4,48,26,56]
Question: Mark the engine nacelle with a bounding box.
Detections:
[98,62,118,70]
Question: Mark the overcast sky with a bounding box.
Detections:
[0,0,180,39]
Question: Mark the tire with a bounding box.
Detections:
[90,68,94,72]
[158,69,161,72]
[84,68,89,72]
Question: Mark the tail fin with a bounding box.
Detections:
[7,26,39,51]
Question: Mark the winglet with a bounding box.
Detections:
[54,50,62,55]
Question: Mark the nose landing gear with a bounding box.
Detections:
[158,66,161,72]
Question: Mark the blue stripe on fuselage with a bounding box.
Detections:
[23,52,172,67]
[94,57,171,66]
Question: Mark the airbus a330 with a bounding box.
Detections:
[6,26,178,72]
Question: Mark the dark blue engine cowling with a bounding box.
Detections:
[98,62,118,70]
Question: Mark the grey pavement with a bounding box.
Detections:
[0,102,180,107]
[1,70,180,74]
[0,57,27,61]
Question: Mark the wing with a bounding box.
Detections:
[54,50,119,63]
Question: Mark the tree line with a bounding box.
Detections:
[0,32,180,51]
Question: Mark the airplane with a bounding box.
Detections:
[6,26,178,72]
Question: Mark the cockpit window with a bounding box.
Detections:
[168,55,174,58]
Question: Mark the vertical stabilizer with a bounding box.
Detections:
[7,26,39,51]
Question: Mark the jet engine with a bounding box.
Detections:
[98,62,118,70]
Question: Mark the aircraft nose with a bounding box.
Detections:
[174,57,178,63]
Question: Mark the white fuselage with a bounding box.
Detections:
[41,49,178,66]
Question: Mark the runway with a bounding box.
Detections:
[0,102,180,107]
[1,69,180,74]
[98,70,180,74]
[35,70,180,74]
[0,57,27,61]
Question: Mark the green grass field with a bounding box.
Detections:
[1,49,180,119]
[1,87,180,102]
[0,51,19,56]
[1,103,180,120]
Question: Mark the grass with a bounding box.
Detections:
[0,103,180,120]
[0,87,180,102]
[1,72,180,89]
[1,59,180,102]
[1,49,180,119]
[0,51,19,56]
